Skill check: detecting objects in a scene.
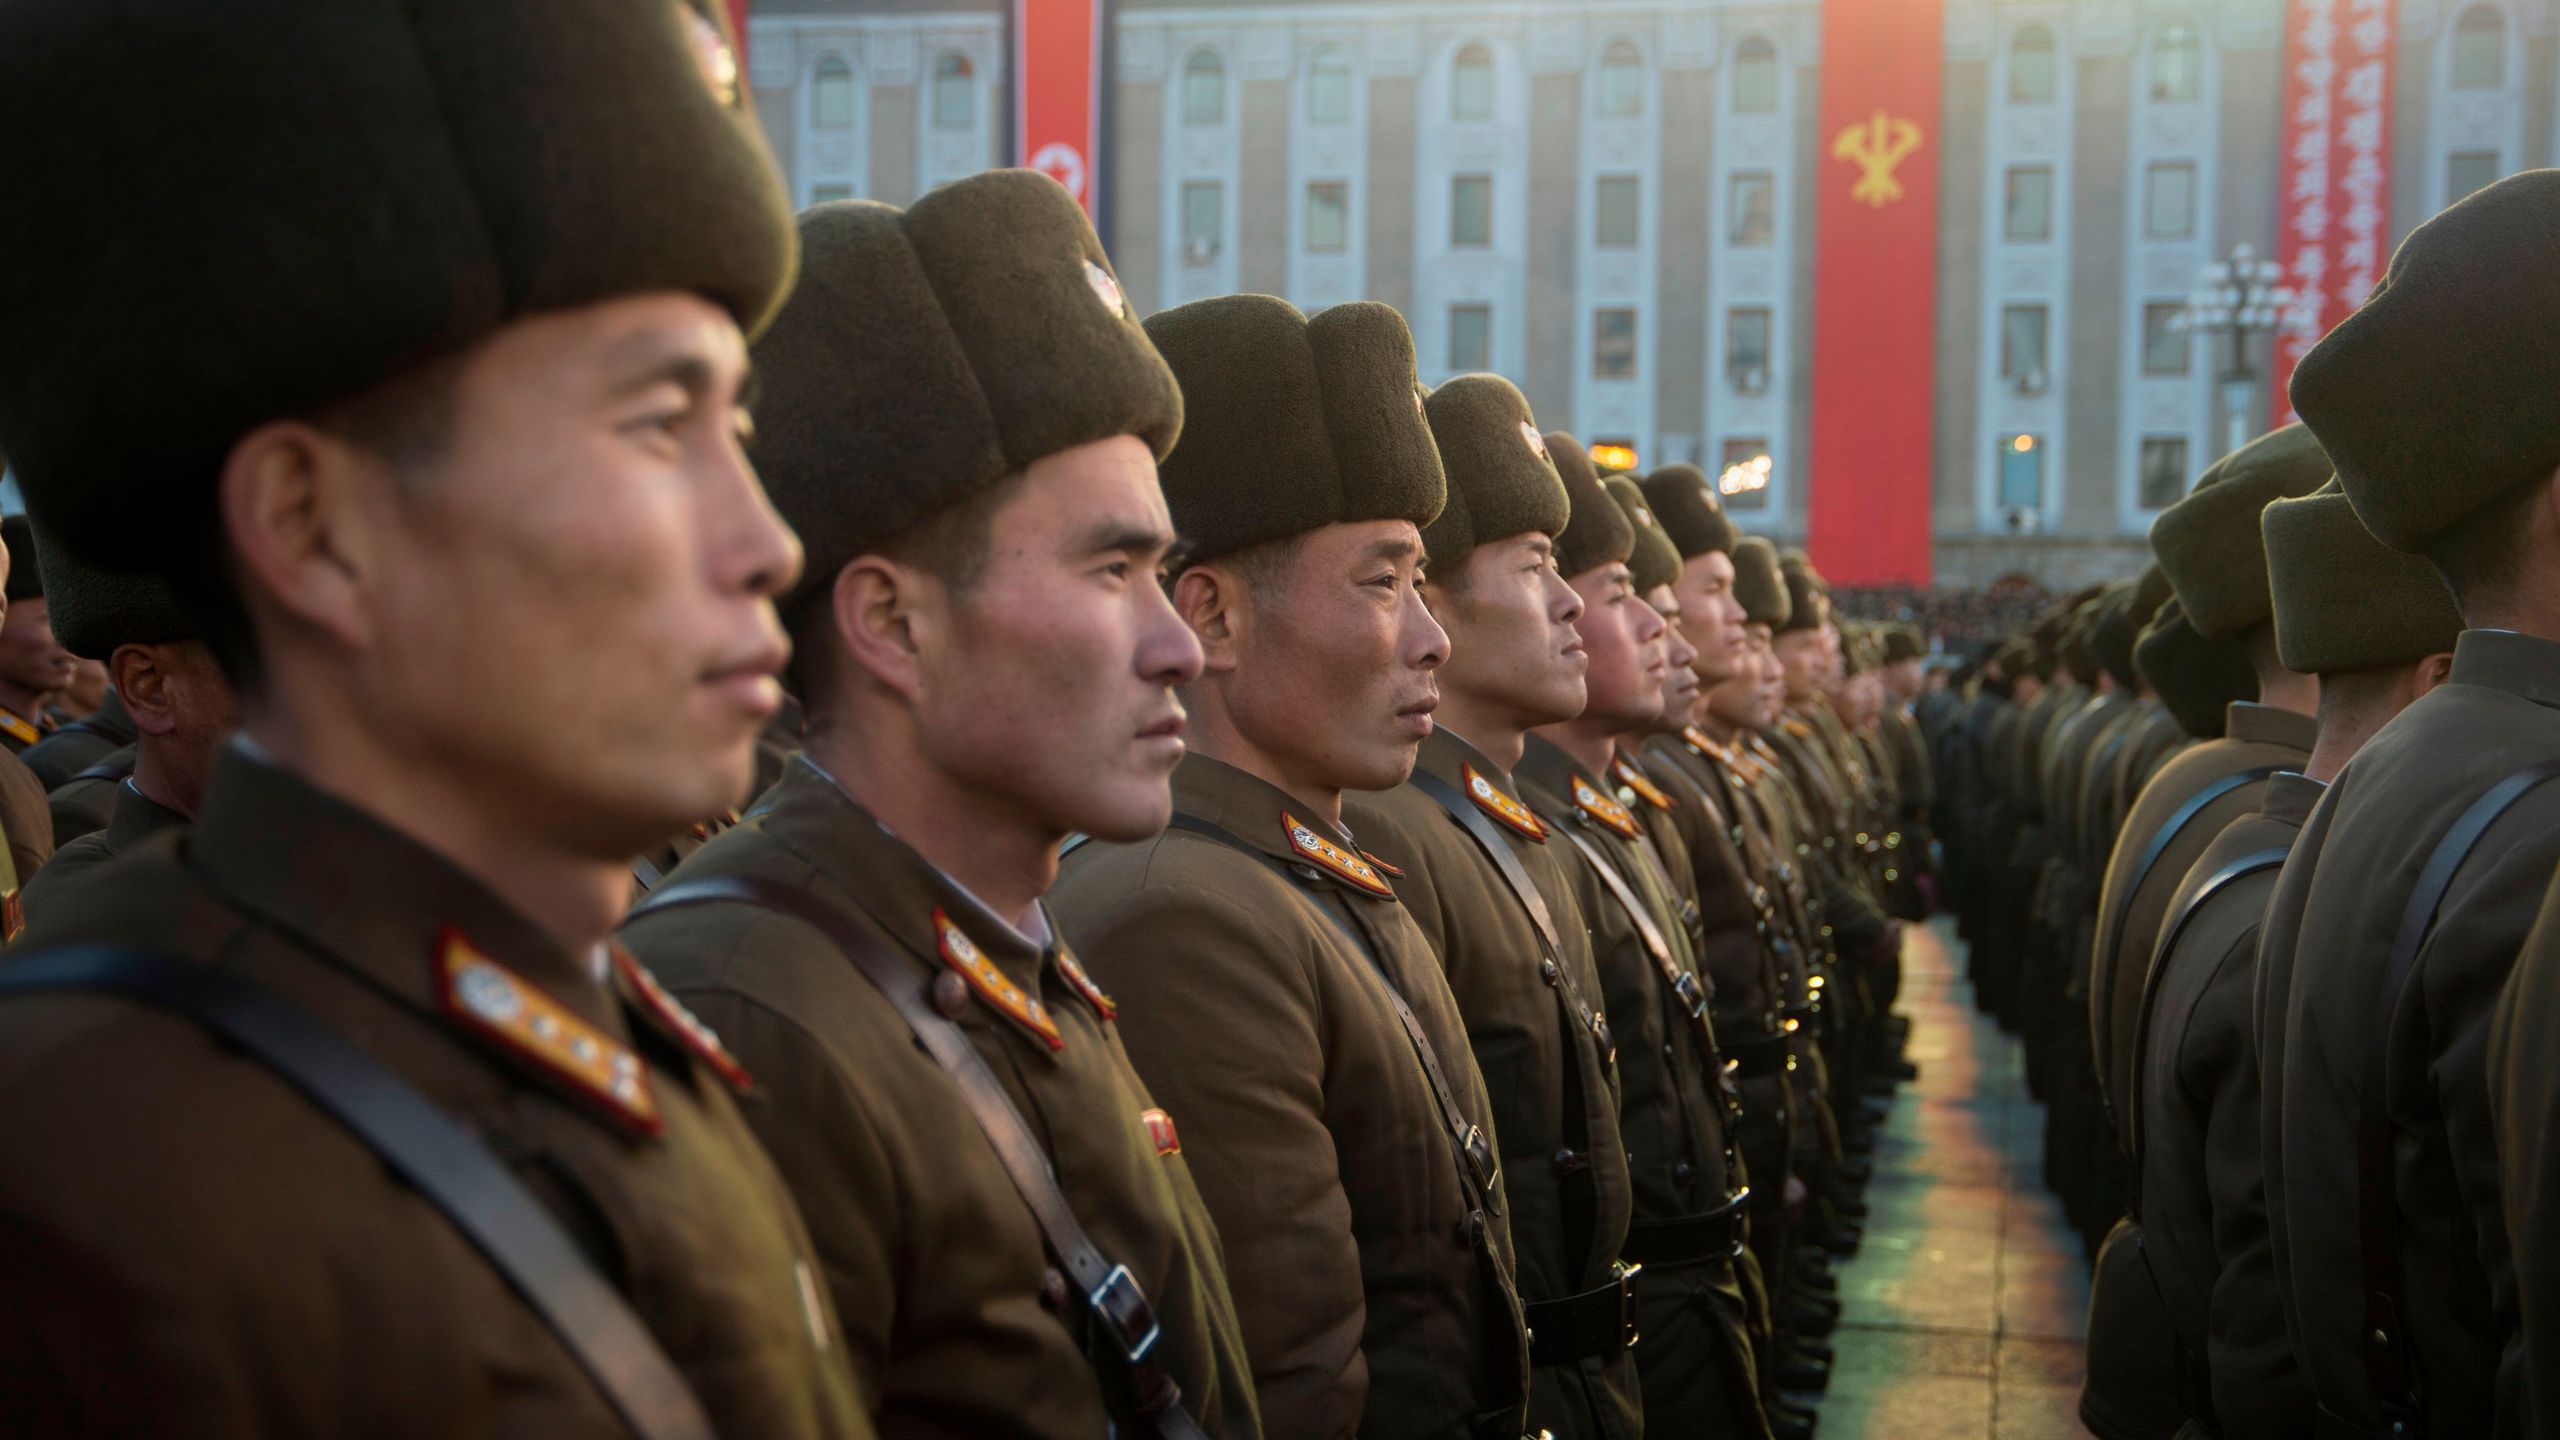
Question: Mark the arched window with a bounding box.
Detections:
[2009,26,2057,105]
[1733,37,1778,114]
[1452,44,1496,121]
[812,54,854,130]
[2453,5,2506,88]
[2149,23,2201,103]
[1307,50,1353,124]
[1598,41,1644,117]
[932,53,974,130]
[1182,49,1226,126]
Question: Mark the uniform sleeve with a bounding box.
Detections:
[1066,880,1368,1440]
[2486,855,2560,1431]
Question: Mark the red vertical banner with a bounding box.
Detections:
[1806,0,1941,585]
[2270,0,2393,426]
[723,0,749,63]
[1017,0,1103,215]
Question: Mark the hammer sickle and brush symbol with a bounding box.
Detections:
[1832,110,1924,207]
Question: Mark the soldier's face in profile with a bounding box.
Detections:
[1673,549,1752,688]
[1772,628,1827,705]
[326,293,800,857]
[1705,629,1773,732]
[1646,584,1702,729]
[1567,562,1666,734]
[0,594,75,700]
[904,435,1201,844]
[1422,531,1586,732]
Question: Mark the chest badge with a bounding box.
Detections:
[1614,760,1676,812]
[1282,813,1396,897]
[936,909,1064,1051]
[1141,1107,1182,1156]
[1464,763,1549,842]
[1055,946,1118,1022]
[1570,776,1643,841]
[436,929,661,1136]
[612,945,753,1092]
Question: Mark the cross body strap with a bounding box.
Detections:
[2353,757,2560,1435]
[627,876,1208,1440]
[1555,823,1717,1066]
[0,946,715,1440]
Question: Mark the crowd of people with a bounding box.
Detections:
[1832,583,2060,657]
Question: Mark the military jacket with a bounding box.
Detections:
[0,702,50,757]
[0,748,871,1439]
[1640,734,1788,1044]
[21,777,185,915]
[1052,753,1531,1440]
[45,743,130,845]
[2257,631,2560,1438]
[19,690,135,791]
[1347,728,1640,1440]
[2487,854,2560,1436]
[619,758,1261,1440]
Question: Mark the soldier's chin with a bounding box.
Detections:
[1071,782,1178,846]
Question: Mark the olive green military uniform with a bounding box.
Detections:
[44,744,130,846]
[19,775,181,914]
[2491,875,2560,1434]
[20,688,133,792]
[1056,754,1532,1440]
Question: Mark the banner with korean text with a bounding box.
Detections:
[1806,0,1942,584]
[1016,0,1105,218]
[2270,0,2394,425]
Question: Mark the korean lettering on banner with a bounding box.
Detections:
[2272,0,2394,426]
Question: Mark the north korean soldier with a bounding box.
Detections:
[2254,170,2560,1438]
[1833,625,1914,1063]
[1966,634,2046,1021]
[0,519,48,930]
[1874,623,1938,921]
[1341,376,1642,1440]
[0,3,877,1434]
[1515,438,1774,1440]
[615,174,1260,1439]
[18,684,136,795]
[2128,595,2261,779]
[1051,295,1532,1440]
[0,515,72,755]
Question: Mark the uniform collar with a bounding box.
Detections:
[2222,700,2318,752]
[1171,751,1397,898]
[2448,628,2560,710]
[107,778,189,852]
[1417,724,1508,790]
[2259,771,2327,830]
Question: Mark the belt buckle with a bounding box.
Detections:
[1725,1186,1753,1258]
[1088,1264,1162,1364]
[1461,1124,1505,1213]
[1614,1260,1644,1351]
[1672,971,1707,1020]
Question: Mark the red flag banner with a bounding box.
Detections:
[1806,0,1941,585]
[724,0,749,63]
[2271,0,2394,426]
[1016,0,1103,215]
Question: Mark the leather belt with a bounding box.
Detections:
[1620,1189,1751,1269]
[1525,1261,1642,1365]
[1722,1028,1791,1079]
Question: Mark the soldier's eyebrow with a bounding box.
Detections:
[1070,515,1175,558]
[1363,534,1423,566]
[602,330,749,405]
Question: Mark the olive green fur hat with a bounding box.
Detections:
[0,0,796,573]
[2290,169,2560,553]
[2059,607,2101,685]
[2149,424,2334,639]
[1150,296,1443,569]
[2132,563,2176,627]
[1881,625,1926,665]
[36,526,196,659]
[1731,537,1792,628]
[1776,553,1829,635]
[1639,465,1741,559]
[1841,625,1879,676]
[2136,598,2256,739]
[2090,579,2143,688]
[749,171,1179,610]
[1417,374,1568,573]
[2,516,39,603]
[1606,476,1683,594]
[1547,431,1634,579]
[1995,636,2049,685]
[2263,481,2463,675]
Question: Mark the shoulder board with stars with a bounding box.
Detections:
[1282,813,1396,897]
[1779,717,1815,740]
[1614,760,1676,812]
[936,909,1064,1051]
[1055,947,1118,1022]
[1570,775,1643,841]
[1463,763,1549,841]
[436,929,661,1136]
[612,945,753,1092]
[1748,735,1783,765]
[0,710,37,747]
[1683,725,1735,765]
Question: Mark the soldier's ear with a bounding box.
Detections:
[215,417,387,657]
[827,554,927,701]
[1171,564,1242,677]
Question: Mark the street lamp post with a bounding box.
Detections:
[2169,243,2297,459]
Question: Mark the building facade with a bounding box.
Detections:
[748,0,2560,586]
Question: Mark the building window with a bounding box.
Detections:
[2452,5,2506,89]
[1720,438,1773,511]
[1308,51,1354,124]
[1729,171,1776,246]
[1183,49,1226,126]
[1305,182,1348,253]
[1451,174,1493,247]
[2141,302,2190,375]
[810,184,854,204]
[2004,166,2054,242]
[1998,434,2046,510]
[2145,162,2197,238]
[1598,41,1645,117]
[812,54,855,130]
[1593,309,1639,379]
[1450,304,1493,372]
[2000,304,2049,390]
[1181,181,1222,264]
[2149,23,2202,104]
[2448,150,2501,204]
[2009,26,2057,105]
[1733,37,1778,114]
[2139,436,2189,509]
[1453,44,1496,121]
[932,53,974,129]
[1595,176,1641,248]
[1726,308,1773,393]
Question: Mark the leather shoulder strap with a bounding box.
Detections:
[0,947,715,1440]
[1557,822,1717,1063]
[2100,765,2288,1026]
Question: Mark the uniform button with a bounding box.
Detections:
[1455,1210,1488,1248]
[1040,1267,1072,1313]
[931,971,971,1018]
[1674,1162,1696,1183]
[1552,1147,1588,1177]
[1664,1044,1679,1067]
[1540,958,1560,985]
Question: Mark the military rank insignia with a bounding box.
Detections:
[1614,760,1676,812]
[1571,775,1643,840]
[436,929,661,1135]
[1141,1107,1182,1156]
[613,945,753,1092]
[1056,947,1118,1022]
[1779,717,1815,741]
[1682,725,1733,764]
[0,710,37,747]
[936,909,1064,1051]
[1360,850,1406,880]
[1282,813,1396,897]
[1465,763,1549,841]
